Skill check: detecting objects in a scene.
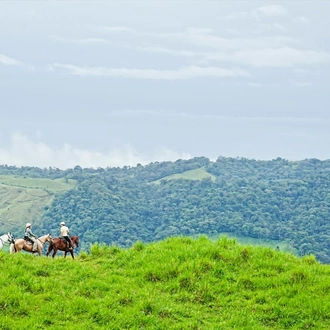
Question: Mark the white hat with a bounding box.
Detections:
[60,221,65,226]
[26,223,31,228]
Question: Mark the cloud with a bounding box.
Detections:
[49,35,108,45]
[293,16,310,24]
[98,26,134,33]
[232,47,330,67]
[156,29,295,51]
[0,132,191,169]
[226,4,288,20]
[106,110,330,125]
[0,54,22,66]
[185,27,214,35]
[53,63,249,79]
[257,5,288,17]
[226,11,250,20]
[136,43,330,68]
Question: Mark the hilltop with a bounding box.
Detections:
[1,236,330,329]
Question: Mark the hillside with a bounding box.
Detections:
[0,174,76,233]
[152,167,217,183]
[1,237,330,329]
[1,157,330,263]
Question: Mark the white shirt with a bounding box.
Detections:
[60,225,70,236]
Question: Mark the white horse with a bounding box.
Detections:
[0,232,15,250]
[10,234,52,256]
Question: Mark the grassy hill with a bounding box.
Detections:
[0,175,76,233]
[1,236,330,329]
[152,168,217,183]
[206,232,298,255]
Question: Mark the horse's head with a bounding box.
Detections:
[46,234,53,243]
[72,236,79,247]
[8,232,15,243]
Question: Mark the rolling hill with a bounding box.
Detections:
[1,236,330,329]
[0,175,76,233]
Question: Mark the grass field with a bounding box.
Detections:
[1,236,330,329]
[153,168,217,184]
[0,175,76,192]
[207,232,298,255]
[0,175,76,234]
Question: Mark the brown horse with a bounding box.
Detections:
[10,234,52,256]
[46,236,79,259]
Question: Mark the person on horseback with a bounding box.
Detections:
[60,221,72,250]
[24,223,38,252]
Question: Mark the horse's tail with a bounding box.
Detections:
[10,242,16,254]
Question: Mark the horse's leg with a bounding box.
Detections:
[70,249,74,259]
[10,243,16,254]
[46,244,53,257]
[52,247,57,258]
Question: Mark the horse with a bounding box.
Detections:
[10,234,52,256]
[0,232,15,250]
[46,236,79,259]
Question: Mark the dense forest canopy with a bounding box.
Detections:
[1,156,330,263]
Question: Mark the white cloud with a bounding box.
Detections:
[53,63,249,79]
[185,27,214,35]
[0,54,22,66]
[160,30,295,51]
[226,5,288,21]
[226,11,250,20]
[0,132,191,169]
[108,110,330,124]
[232,47,330,67]
[49,35,108,45]
[135,45,197,57]
[136,43,330,68]
[257,5,288,17]
[293,16,310,24]
[73,38,108,45]
[99,26,134,33]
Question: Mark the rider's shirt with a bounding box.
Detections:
[60,226,70,237]
[25,228,36,239]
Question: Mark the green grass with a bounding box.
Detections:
[1,236,330,329]
[207,232,298,255]
[153,168,217,184]
[0,175,76,233]
[0,175,76,192]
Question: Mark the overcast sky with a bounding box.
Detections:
[1,1,330,169]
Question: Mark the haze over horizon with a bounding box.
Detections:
[1,1,329,169]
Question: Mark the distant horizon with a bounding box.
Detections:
[0,153,328,171]
[1,2,329,169]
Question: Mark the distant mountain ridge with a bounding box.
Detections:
[1,156,330,263]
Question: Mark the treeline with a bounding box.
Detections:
[1,156,330,262]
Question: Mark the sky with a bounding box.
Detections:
[1,1,330,169]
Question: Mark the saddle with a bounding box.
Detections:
[23,236,33,244]
[23,236,37,252]
[59,237,72,250]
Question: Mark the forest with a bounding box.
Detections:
[1,156,330,263]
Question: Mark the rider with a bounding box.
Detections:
[60,221,72,250]
[24,223,38,252]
